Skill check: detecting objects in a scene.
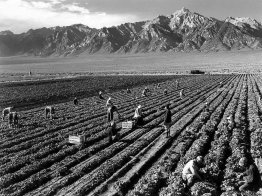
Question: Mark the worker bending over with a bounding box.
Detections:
[182,156,205,187]
[142,89,147,97]
[237,157,260,192]
[99,91,104,99]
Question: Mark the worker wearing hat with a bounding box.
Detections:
[106,97,121,122]
[182,156,205,187]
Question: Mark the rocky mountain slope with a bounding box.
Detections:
[0,8,261,57]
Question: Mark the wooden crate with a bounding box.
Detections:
[122,121,134,129]
[68,135,86,145]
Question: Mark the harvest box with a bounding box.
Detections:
[122,121,135,129]
[68,135,87,145]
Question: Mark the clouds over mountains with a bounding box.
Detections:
[0,0,137,33]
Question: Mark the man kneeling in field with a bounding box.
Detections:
[182,156,205,187]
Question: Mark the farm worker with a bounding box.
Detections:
[8,112,14,128]
[163,104,172,138]
[8,112,19,128]
[73,97,78,105]
[164,89,168,95]
[182,156,205,187]
[145,86,149,92]
[219,81,223,88]
[107,105,121,122]
[180,89,184,100]
[108,120,119,143]
[142,89,147,97]
[106,97,113,108]
[133,105,144,126]
[203,102,209,112]
[175,80,179,89]
[237,157,260,191]
[99,91,104,100]
[226,115,234,129]
[127,88,131,93]
[2,107,13,121]
[45,106,55,119]
[12,112,19,128]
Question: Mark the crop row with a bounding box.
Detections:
[0,76,229,195]
[25,76,232,196]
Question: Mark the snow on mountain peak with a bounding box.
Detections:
[172,7,190,17]
[226,17,261,29]
[170,7,210,29]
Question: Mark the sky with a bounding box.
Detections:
[0,0,262,34]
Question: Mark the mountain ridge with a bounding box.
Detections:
[1,8,262,57]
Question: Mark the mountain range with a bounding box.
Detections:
[0,7,262,57]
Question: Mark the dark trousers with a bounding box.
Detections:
[134,116,144,126]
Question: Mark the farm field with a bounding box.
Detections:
[0,74,262,196]
[0,50,262,80]
[0,75,180,111]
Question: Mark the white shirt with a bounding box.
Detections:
[106,99,113,107]
[182,160,198,176]
[134,108,142,118]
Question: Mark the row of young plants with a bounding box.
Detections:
[184,75,243,196]
[118,76,240,196]
[0,75,227,143]
[0,97,159,162]
[220,76,250,194]
[0,75,221,150]
[0,76,203,175]
[0,77,187,160]
[0,75,222,167]
[158,76,242,196]
[55,78,229,196]
[98,76,238,196]
[0,74,196,141]
[32,76,229,196]
[0,84,188,187]
[249,76,262,159]
[0,76,227,194]
[194,76,244,196]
